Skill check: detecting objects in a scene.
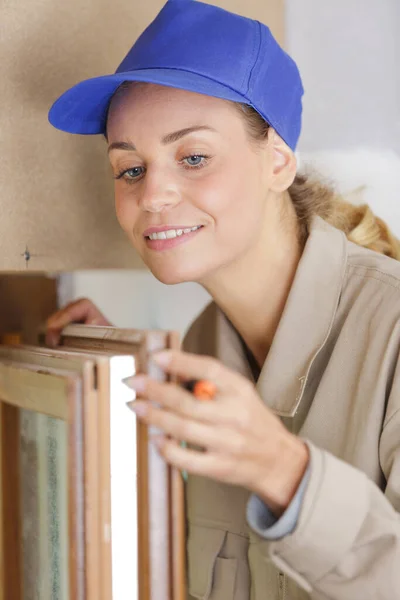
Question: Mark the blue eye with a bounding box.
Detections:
[115,166,144,181]
[185,155,203,166]
[124,167,144,179]
[182,154,211,170]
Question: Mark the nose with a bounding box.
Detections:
[139,168,181,213]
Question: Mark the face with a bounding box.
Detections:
[107,83,286,285]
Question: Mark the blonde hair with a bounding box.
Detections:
[237,104,400,260]
[289,175,400,259]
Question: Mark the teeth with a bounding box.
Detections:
[148,226,201,241]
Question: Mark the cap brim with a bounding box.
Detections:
[48,68,249,134]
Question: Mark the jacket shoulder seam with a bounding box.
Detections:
[347,265,400,291]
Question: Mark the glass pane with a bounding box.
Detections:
[20,409,69,600]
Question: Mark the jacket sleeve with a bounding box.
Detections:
[248,405,400,599]
[246,465,311,539]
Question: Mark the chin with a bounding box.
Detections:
[149,266,196,286]
[145,258,210,286]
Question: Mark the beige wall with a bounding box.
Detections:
[2,0,283,272]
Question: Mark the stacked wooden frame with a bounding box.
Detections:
[0,325,185,600]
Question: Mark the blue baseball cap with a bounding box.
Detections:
[48,0,304,150]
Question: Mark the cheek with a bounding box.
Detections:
[114,188,139,234]
[196,159,264,235]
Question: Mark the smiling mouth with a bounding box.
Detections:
[145,225,203,240]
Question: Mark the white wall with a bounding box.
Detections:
[287,0,400,236]
[286,0,400,154]
[59,271,210,336]
[59,1,400,325]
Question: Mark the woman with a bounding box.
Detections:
[47,1,400,598]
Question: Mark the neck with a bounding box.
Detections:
[200,196,302,367]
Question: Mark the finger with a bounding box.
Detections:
[128,376,199,416]
[130,400,241,453]
[46,300,96,347]
[47,298,97,329]
[126,376,213,421]
[126,376,237,427]
[151,350,245,393]
[154,438,235,481]
[45,329,60,348]
[130,399,211,444]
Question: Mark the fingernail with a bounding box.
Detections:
[122,375,146,392]
[89,318,101,325]
[46,332,57,348]
[152,351,172,367]
[129,401,147,416]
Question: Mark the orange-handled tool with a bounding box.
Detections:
[183,379,217,401]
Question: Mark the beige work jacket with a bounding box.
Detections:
[183,216,400,600]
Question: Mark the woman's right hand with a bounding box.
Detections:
[45,298,112,347]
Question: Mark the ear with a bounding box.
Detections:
[267,128,297,192]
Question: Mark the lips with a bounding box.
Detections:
[143,224,203,251]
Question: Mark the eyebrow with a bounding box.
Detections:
[107,125,216,154]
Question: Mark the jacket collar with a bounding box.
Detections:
[215,216,348,417]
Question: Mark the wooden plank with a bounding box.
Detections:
[24,343,136,600]
[67,376,85,600]
[167,331,186,600]
[62,347,139,600]
[0,334,22,600]
[0,344,99,377]
[134,330,173,600]
[1,326,186,598]
[0,357,85,600]
[0,362,70,419]
[59,350,137,600]
[0,401,2,600]
[96,358,113,600]
[61,324,167,358]
[61,325,185,599]
[0,276,57,344]
[12,344,136,600]
[26,342,137,600]
[0,402,5,600]
[0,344,109,600]
[82,365,102,600]
[137,418,150,600]
[62,324,145,345]
[1,402,22,600]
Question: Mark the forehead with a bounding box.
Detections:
[106,82,242,139]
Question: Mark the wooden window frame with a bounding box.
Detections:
[0,360,85,600]
[59,324,186,600]
[0,324,186,600]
